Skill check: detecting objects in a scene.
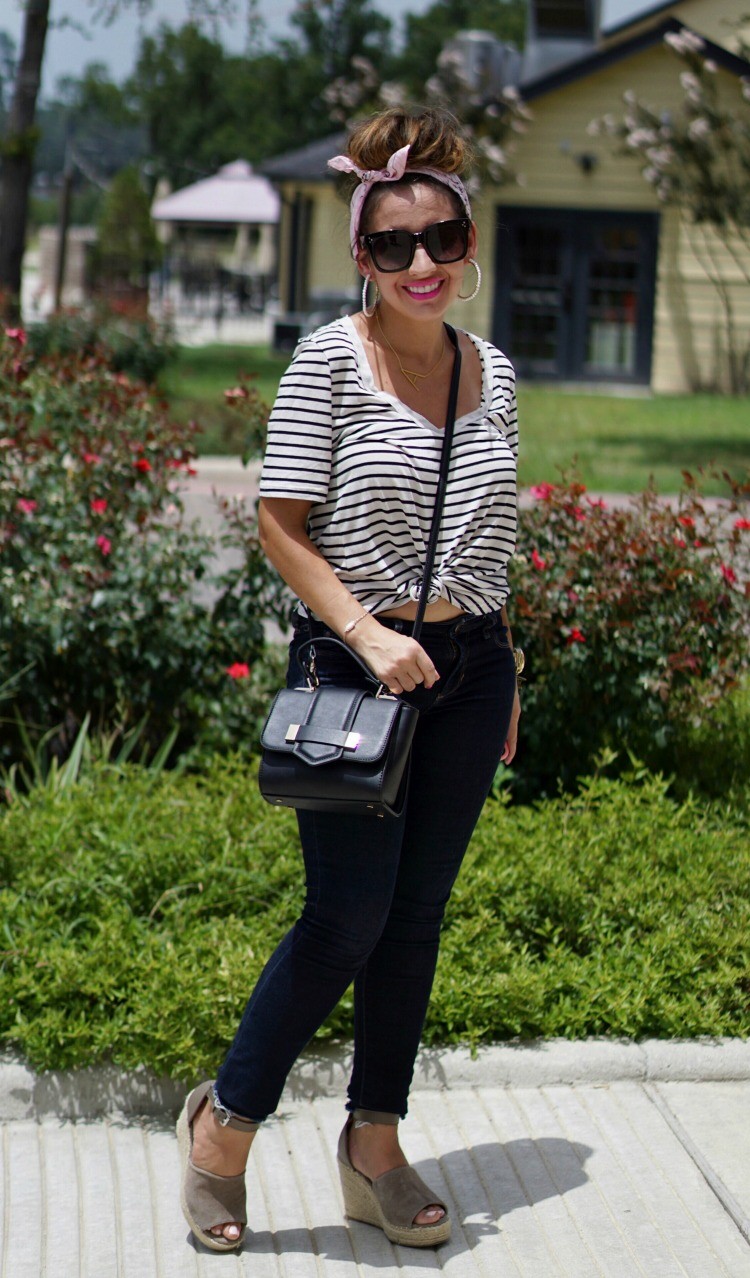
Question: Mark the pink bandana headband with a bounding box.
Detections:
[327,144,472,257]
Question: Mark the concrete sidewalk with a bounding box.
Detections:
[2,1042,749,1277]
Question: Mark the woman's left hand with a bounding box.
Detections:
[501,687,521,765]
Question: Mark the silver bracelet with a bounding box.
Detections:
[343,612,369,642]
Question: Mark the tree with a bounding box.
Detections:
[0,0,49,320]
[322,1,532,191]
[127,23,239,185]
[127,1,395,186]
[0,0,238,320]
[35,63,144,190]
[289,0,392,82]
[590,27,750,392]
[95,163,161,287]
[397,0,526,96]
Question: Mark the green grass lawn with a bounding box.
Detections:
[518,387,750,494]
[158,343,289,456]
[160,343,749,494]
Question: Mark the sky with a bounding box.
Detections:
[3,0,654,96]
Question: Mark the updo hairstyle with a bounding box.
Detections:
[344,107,474,237]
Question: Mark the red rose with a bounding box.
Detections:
[530,482,555,500]
[17,498,37,514]
[720,563,737,585]
[135,458,152,473]
[566,628,586,645]
[90,498,108,514]
[734,518,750,531]
[96,534,112,556]
[531,548,547,571]
[83,452,102,465]
[226,662,251,679]
[678,515,695,528]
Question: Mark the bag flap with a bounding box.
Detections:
[261,686,403,766]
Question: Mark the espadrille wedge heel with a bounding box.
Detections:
[337,1116,451,1248]
[176,1080,258,1253]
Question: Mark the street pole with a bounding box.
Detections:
[53,139,74,312]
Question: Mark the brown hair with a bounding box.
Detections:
[346,106,472,176]
[343,106,474,238]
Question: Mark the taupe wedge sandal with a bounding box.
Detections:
[337,1111,451,1248]
[176,1080,258,1252]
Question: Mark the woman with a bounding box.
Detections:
[177,105,521,1253]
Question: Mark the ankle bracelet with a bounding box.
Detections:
[210,1084,261,1132]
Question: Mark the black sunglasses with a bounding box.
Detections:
[360,218,471,273]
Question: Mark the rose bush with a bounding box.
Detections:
[0,327,286,776]
[510,474,749,800]
[24,308,176,384]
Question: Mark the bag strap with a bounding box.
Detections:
[410,323,461,645]
[296,635,382,689]
[302,322,462,677]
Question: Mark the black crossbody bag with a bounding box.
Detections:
[258,325,462,818]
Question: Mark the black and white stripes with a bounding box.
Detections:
[260,317,518,616]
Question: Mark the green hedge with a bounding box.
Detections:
[1,758,747,1078]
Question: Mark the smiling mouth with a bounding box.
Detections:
[404,280,444,299]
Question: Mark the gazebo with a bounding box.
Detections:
[151,160,280,313]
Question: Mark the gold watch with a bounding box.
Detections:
[513,648,525,677]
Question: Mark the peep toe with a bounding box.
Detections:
[176,1080,257,1252]
[337,1113,451,1248]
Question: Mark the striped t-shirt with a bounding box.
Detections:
[259,316,518,616]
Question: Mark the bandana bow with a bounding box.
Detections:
[327,144,471,257]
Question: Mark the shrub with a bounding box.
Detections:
[0,327,286,774]
[25,309,176,383]
[510,474,750,800]
[0,758,747,1076]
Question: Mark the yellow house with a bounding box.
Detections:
[261,0,750,392]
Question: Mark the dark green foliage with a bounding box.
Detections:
[511,475,750,801]
[126,5,395,187]
[438,769,750,1042]
[0,759,747,1077]
[397,0,527,99]
[0,328,287,775]
[25,309,176,383]
[94,165,162,286]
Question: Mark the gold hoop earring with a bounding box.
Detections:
[361,275,379,317]
[458,258,481,302]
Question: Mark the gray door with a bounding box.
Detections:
[493,208,659,383]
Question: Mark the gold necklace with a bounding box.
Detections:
[375,308,446,391]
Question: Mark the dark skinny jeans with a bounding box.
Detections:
[215,608,516,1122]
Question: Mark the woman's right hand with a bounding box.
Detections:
[347,618,439,694]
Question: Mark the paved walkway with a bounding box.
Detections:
[2,1044,749,1277]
